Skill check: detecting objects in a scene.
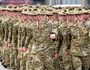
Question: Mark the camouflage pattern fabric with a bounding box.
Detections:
[0,5,90,70]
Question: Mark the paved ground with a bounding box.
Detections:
[0,62,7,70]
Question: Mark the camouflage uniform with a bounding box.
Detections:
[79,23,90,70]
[10,25,18,69]
[15,26,22,70]
[19,27,27,70]
[25,28,33,70]
[70,24,89,70]
[0,22,3,60]
[30,27,45,70]
[0,23,5,64]
[2,21,9,68]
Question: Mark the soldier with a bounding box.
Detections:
[20,27,27,70]
[24,28,33,70]
[15,26,22,70]
[70,25,82,70]
[78,21,90,70]
[52,28,64,70]
[10,24,18,69]
[0,22,5,64]
[2,19,10,68]
[61,27,73,70]
[8,22,13,69]
[0,20,3,61]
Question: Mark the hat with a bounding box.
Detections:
[4,5,15,11]
[15,5,24,12]
[81,7,89,13]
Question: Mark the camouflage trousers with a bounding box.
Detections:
[63,55,82,70]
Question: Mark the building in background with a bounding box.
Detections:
[45,0,81,5]
[1,0,44,5]
[36,0,90,7]
[33,0,45,4]
[0,0,80,5]
[1,0,33,5]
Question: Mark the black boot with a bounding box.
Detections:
[0,59,2,62]
[3,65,7,68]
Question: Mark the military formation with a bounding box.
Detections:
[0,4,90,70]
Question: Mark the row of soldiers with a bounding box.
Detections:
[0,16,33,70]
[0,5,90,70]
[0,14,90,70]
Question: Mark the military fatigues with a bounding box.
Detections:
[70,24,89,70]
[0,5,90,70]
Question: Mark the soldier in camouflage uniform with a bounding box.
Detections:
[19,27,27,70]
[8,22,13,69]
[70,23,89,70]
[25,28,33,70]
[79,21,90,70]
[0,4,90,70]
[0,20,4,61]
[10,23,18,69]
[2,19,9,68]
[29,23,45,70]
[15,26,22,70]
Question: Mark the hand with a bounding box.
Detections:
[54,53,62,59]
